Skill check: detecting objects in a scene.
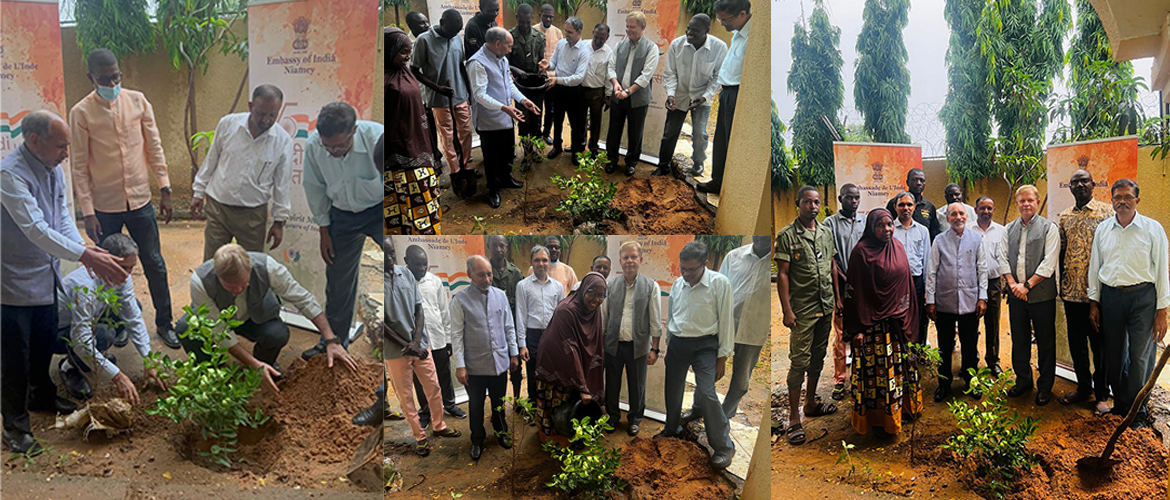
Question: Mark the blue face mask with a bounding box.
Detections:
[97,83,121,102]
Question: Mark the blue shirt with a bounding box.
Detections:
[893,219,931,277]
[718,17,750,86]
[302,120,385,227]
[548,38,591,87]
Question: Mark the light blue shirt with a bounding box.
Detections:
[1087,211,1170,309]
[893,219,931,277]
[57,267,150,382]
[548,37,591,87]
[717,17,750,86]
[302,120,385,227]
[667,269,736,358]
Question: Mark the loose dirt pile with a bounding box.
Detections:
[257,356,383,487]
[611,437,734,500]
[610,178,713,234]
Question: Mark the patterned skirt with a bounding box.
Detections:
[849,319,922,436]
[533,380,576,443]
[386,166,442,235]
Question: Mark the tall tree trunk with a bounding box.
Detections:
[229,68,249,114]
[185,66,198,183]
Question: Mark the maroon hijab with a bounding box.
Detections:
[843,208,919,343]
[534,272,607,398]
[386,28,433,171]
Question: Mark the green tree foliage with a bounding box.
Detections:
[508,0,606,16]
[683,0,717,17]
[1050,0,1144,143]
[386,0,409,27]
[73,0,155,61]
[979,0,1071,158]
[772,101,795,191]
[854,0,911,144]
[940,0,994,183]
[789,2,844,188]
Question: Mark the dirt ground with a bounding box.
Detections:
[769,292,1170,499]
[1,221,384,499]
[438,123,720,235]
[384,334,769,499]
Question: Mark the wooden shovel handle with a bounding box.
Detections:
[1101,343,1170,460]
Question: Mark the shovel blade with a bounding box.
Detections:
[1076,456,1123,469]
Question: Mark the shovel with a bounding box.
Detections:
[1076,341,1170,469]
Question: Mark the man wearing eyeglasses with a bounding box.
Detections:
[301,102,385,360]
[69,48,180,350]
[697,0,751,195]
[659,240,736,469]
[603,241,663,437]
[190,85,292,261]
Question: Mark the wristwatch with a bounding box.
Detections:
[1024,281,1032,290]
[651,348,661,354]
[323,337,343,345]
[160,187,172,195]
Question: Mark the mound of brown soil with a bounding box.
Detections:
[610,178,713,234]
[259,356,383,487]
[612,437,734,500]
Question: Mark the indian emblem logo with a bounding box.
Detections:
[633,0,642,8]
[293,16,310,51]
[871,161,883,182]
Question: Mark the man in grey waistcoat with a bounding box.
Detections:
[603,241,664,437]
[1,110,128,453]
[451,255,519,461]
[605,11,660,176]
[996,185,1060,406]
[926,202,988,402]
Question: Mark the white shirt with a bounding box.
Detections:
[719,244,770,347]
[972,220,1006,277]
[190,254,323,348]
[1087,211,1170,309]
[617,277,664,342]
[515,274,565,344]
[608,38,660,92]
[667,269,735,358]
[663,35,727,110]
[996,215,1060,281]
[57,267,151,382]
[582,42,614,92]
[548,37,591,87]
[192,113,294,220]
[416,272,452,349]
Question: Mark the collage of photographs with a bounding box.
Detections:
[4,0,1170,499]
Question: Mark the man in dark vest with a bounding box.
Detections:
[603,241,664,436]
[180,243,358,392]
[605,11,659,176]
[995,185,1060,406]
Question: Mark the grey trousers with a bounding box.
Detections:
[604,341,647,425]
[664,334,735,455]
[721,343,763,418]
[312,203,383,351]
[1101,283,1158,417]
[202,196,269,261]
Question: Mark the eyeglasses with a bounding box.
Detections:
[1112,195,1137,203]
[585,289,607,299]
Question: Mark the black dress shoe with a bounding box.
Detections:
[445,406,467,419]
[497,434,513,449]
[60,359,92,401]
[1007,384,1032,398]
[627,424,640,436]
[710,451,733,469]
[547,146,563,159]
[543,136,554,145]
[418,416,431,430]
[625,163,637,176]
[681,409,701,423]
[2,430,40,455]
[470,444,483,460]
[500,176,524,189]
[989,364,1004,377]
[653,430,680,439]
[488,191,502,209]
[158,325,181,349]
[571,154,580,166]
[651,167,670,177]
[301,344,324,360]
[113,327,130,348]
[691,165,705,177]
[1035,391,1052,406]
[352,402,384,427]
[29,395,77,414]
[934,385,952,402]
[696,181,721,194]
[604,161,617,174]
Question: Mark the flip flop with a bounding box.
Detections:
[804,401,838,417]
[786,423,806,445]
[831,383,847,401]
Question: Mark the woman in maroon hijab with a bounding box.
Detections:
[843,208,922,437]
[533,272,608,444]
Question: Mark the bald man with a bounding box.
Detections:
[1,111,128,453]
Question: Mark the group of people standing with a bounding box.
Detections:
[779,168,1169,444]
[384,236,770,471]
[1,48,376,453]
[385,0,753,232]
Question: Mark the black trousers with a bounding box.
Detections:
[936,311,981,386]
[606,99,649,168]
[477,128,515,192]
[709,85,739,186]
[413,345,458,417]
[426,108,443,171]
[1008,297,1057,392]
[95,203,173,329]
[517,87,545,141]
[176,313,290,366]
[1065,300,1109,401]
[912,275,928,345]
[524,328,544,402]
[466,372,508,446]
[554,86,586,151]
[582,87,606,153]
[985,278,1003,367]
[1101,283,1158,417]
[542,87,557,136]
[1,304,59,434]
[604,341,647,425]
